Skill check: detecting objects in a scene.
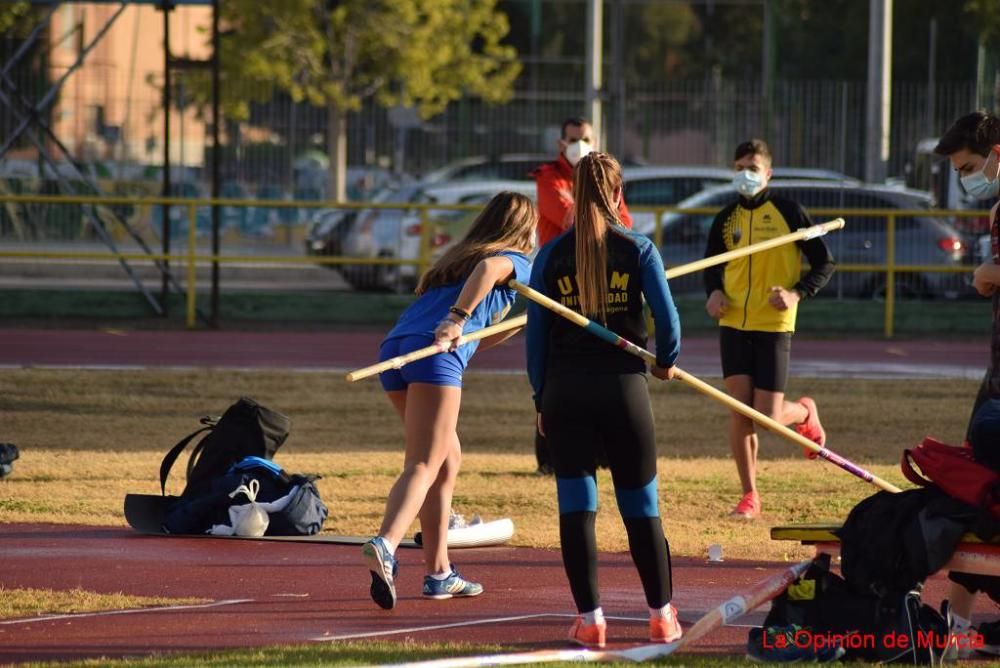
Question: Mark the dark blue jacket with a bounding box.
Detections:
[526,226,681,409]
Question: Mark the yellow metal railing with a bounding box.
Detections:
[0,194,988,336]
[635,205,987,338]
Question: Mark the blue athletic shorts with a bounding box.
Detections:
[378,335,465,392]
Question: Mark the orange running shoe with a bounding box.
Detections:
[649,604,683,643]
[568,616,607,648]
[794,396,826,459]
[730,490,761,519]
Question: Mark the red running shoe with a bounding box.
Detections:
[730,490,761,519]
[794,396,826,458]
[568,616,607,648]
[649,604,683,643]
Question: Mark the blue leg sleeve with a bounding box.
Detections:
[556,474,598,514]
[615,476,659,518]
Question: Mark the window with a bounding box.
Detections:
[626,177,728,206]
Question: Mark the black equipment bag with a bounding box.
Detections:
[759,555,950,663]
[158,397,291,498]
[162,457,327,536]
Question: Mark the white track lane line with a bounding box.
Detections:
[313,613,576,642]
[311,611,753,643]
[0,598,253,625]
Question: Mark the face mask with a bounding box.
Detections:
[733,169,765,197]
[961,151,1000,200]
[564,140,592,166]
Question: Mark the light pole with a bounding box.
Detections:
[585,0,603,144]
[865,0,892,184]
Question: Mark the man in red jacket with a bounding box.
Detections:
[529,118,634,475]
[533,117,633,248]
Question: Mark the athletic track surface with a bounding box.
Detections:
[0,329,995,664]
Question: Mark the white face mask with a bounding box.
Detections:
[733,169,765,197]
[564,140,592,166]
[961,151,1000,200]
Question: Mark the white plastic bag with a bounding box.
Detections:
[209,478,270,537]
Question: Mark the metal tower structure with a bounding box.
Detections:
[5,0,218,324]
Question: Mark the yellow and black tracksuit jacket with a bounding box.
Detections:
[703,189,834,333]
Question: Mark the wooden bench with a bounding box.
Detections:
[771,524,1000,577]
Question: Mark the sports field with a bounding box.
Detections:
[0,367,979,555]
[0,327,993,665]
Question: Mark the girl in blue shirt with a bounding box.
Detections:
[362,192,535,610]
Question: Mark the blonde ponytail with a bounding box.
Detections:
[572,153,623,322]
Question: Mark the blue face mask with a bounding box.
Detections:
[961,151,1000,200]
[733,169,765,197]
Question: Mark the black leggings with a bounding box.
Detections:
[542,370,673,613]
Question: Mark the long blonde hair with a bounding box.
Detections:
[415,191,537,294]
[572,152,623,322]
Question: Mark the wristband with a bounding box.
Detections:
[448,305,472,321]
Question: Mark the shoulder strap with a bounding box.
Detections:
[900,449,932,489]
[159,425,212,496]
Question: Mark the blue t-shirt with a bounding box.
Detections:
[384,251,532,369]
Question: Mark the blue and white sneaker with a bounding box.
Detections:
[422,564,484,600]
[362,537,398,610]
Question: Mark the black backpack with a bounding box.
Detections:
[159,397,291,498]
[162,456,328,536]
[0,443,19,478]
[759,555,950,664]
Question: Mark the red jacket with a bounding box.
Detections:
[532,155,633,247]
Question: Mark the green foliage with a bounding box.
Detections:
[766,0,978,81]
[0,2,32,36]
[501,0,983,84]
[966,0,1000,47]
[201,0,520,122]
[626,3,702,84]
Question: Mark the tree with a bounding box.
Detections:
[202,0,520,200]
[625,2,702,85]
[966,0,1000,48]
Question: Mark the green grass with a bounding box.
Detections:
[0,369,978,559]
[22,641,780,667]
[0,587,207,620]
[0,368,983,666]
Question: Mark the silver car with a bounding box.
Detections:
[624,166,858,236]
[336,180,536,292]
[652,181,968,299]
[420,154,549,184]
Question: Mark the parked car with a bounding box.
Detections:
[770,167,858,182]
[304,207,359,257]
[624,166,859,234]
[315,180,536,292]
[623,166,733,209]
[652,181,968,299]
[419,154,550,184]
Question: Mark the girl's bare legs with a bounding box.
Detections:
[419,434,461,574]
[386,390,407,420]
[377,384,462,552]
[753,390,808,428]
[725,375,757,494]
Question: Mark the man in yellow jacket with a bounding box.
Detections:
[703,139,835,519]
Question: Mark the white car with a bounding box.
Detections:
[339,179,537,292]
[419,154,549,184]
